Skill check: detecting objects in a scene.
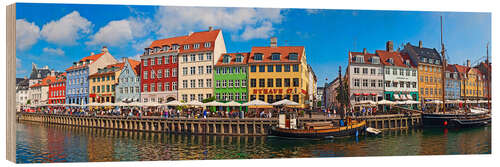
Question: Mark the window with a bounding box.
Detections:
[184,45,190,50]
[251,79,257,87]
[412,70,417,76]
[259,65,265,72]
[271,53,280,60]
[206,79,212,88]
[400,81,404,88]
[144,71,148,79]
[385,81,391,87]
[412,82,417,88]
[276,65,282,72]
[198,94,203,101]
[206,66,212,74]
[204,42,211,48]
[206,53,212,60]
[371,69,376,75]
[190,79,196,88]
[275,78,282,87]
[251,66,257,72]
[165,69,170,78]
[158,70,162,78]
[267,95,274,103]
[198,66,204,75]
[354,68,360,74]
[143,84,148,92]
[293,95,299,103]
[267,79,274,87]
[190,67,196,75]
[284,78,291,87]
[355,79,360,87]
[190,54,196,62]
[183,55,188,62]
[198,53,204,61]
[157,83,162,91]
[198,79,204,88]
[190,94,195,101]
[143,59,148,66]
[223,55,231,63]
[158,57,162,65]
[293,64,299,72]
[222,80,227,88]
[406,82,410,88]
[378,80,383,87]
[151,58,155,66]
[236,54,243,62]
[293,78,299,87]
[216,80,221,88]
[241,80,247,87]
[194,43,200,49]
[254,53,263,61]
[289,53,298,60]
[259,79,265,87]
[183,80,188,88]
[385,68,390,75]
[173,82,177,90]
[360,79,367,87]
[363,68,368,74]
[165,82,170,91]
[284,65,291,72]
[268,65,274,72]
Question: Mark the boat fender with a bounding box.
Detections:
[444,121,448,126]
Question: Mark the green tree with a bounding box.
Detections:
[202,96,216,103]
[26,100,31,105]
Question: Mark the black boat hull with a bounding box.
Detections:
[422,113,491,128]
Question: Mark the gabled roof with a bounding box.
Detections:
[403,43,441,61]
[88,62,124,77]
[52,72,67,84]
[30,75,56,88]
[376,50,414,68]
[66,52,105,71]
[349,51,380,65]
[127,59,141,75]
[248,46,304,64]
[216,52,250,66]
[147,29,221,55]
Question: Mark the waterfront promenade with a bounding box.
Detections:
[17,112,421,136]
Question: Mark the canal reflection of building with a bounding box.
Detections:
[418,128,448,155]
[87,128,114,162]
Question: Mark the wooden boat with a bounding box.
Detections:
[269,113,366,139]
[366,127,382,135]
[422,111,491,128]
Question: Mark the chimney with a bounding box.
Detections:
[189,32,194,36]
[419,40,423,48]
[101,46,109,53]
[467,59,471,67]
[386,41,394,52]
[90,52,95,56]
[122,57,127,63]
[51,70,55,76]
[363,48,367,55]
[270,37,277,47]
[208,26,213,31]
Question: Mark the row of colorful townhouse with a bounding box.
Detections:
[27,27,318,109]
[346,40,491,106]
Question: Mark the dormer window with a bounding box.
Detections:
[223,55,231,63]
[371,57,380,64]
[254,53,263,61]
[236,54,243,62]
[428,59,433,64]
[289,53,298,60]
[184,45,190,50]
[204,42,211,48]
[194,43,200,49]
[355,55,364,63]
[405,60,410,66]
[421,57,427,63]
[435,60,440,64]
[172,44,179,50]
[387,58,394,65]
[163,45,170,51]
[271,53,281,61]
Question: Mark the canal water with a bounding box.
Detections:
[16,121,491,163]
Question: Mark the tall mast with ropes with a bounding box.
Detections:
[440,16,447,113]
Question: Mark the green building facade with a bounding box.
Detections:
[214,53,250,112]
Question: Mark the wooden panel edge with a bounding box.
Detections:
[6,3,17,163]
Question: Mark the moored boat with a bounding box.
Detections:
[366,127,382,135]
[422,111,490,128]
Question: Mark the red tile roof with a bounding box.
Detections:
[147,29,221,54]
[248,46,305,64]
[30,75,57,88]
[376,50,414,68]
[215,52,250,66]
[349,51,379,65]
[89,62,125,77]
[127,59,141,75]
[66,52,105,71]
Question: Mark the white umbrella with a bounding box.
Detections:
[164,100,184,106]
[428,100,443,104]
[185,100,203,106]
[143,101,160,107]
[225,101,243,107]
[127,101,142,107]
[242,99,270,106]
[376,100,396,105]
[203,101,225,106]
[114,101,128,107]
[272,99,299,106]
[356,100,376,106]
[405,100,421,104]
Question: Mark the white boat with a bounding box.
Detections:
[366,127,382,135]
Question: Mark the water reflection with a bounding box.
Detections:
[16,121,491,163]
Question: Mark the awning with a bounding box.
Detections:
[394,94,400,100]
[370,93,377,96]
[401,95,407,100]
[354,93,361,96]
[362,93,369,96]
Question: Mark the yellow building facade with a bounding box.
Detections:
[89,63,123,103]
[460,67,485,99]
[417,63,443,100]
[247,43,310,108]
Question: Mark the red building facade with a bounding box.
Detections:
[48,73,66,104]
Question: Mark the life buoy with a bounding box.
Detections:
[444,121,448,126]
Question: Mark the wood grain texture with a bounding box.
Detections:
[6,3,17,163]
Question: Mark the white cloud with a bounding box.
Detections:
[41,11,92,45]
[16,57,27,75]
[16,19,40,50]
[42,47,65,56]
[86,17,152,47]
[154,7,283,40]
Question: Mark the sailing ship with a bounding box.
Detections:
[421,16,491,128]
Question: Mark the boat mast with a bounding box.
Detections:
[440,16,447,113]
[487,42,490,109]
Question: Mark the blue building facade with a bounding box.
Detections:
[445,65,461,100]
[66,66,89,105]
[116,58,141,102]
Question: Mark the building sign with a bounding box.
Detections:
[253,88,298,94]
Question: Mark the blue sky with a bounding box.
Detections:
[15,3,491,86]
